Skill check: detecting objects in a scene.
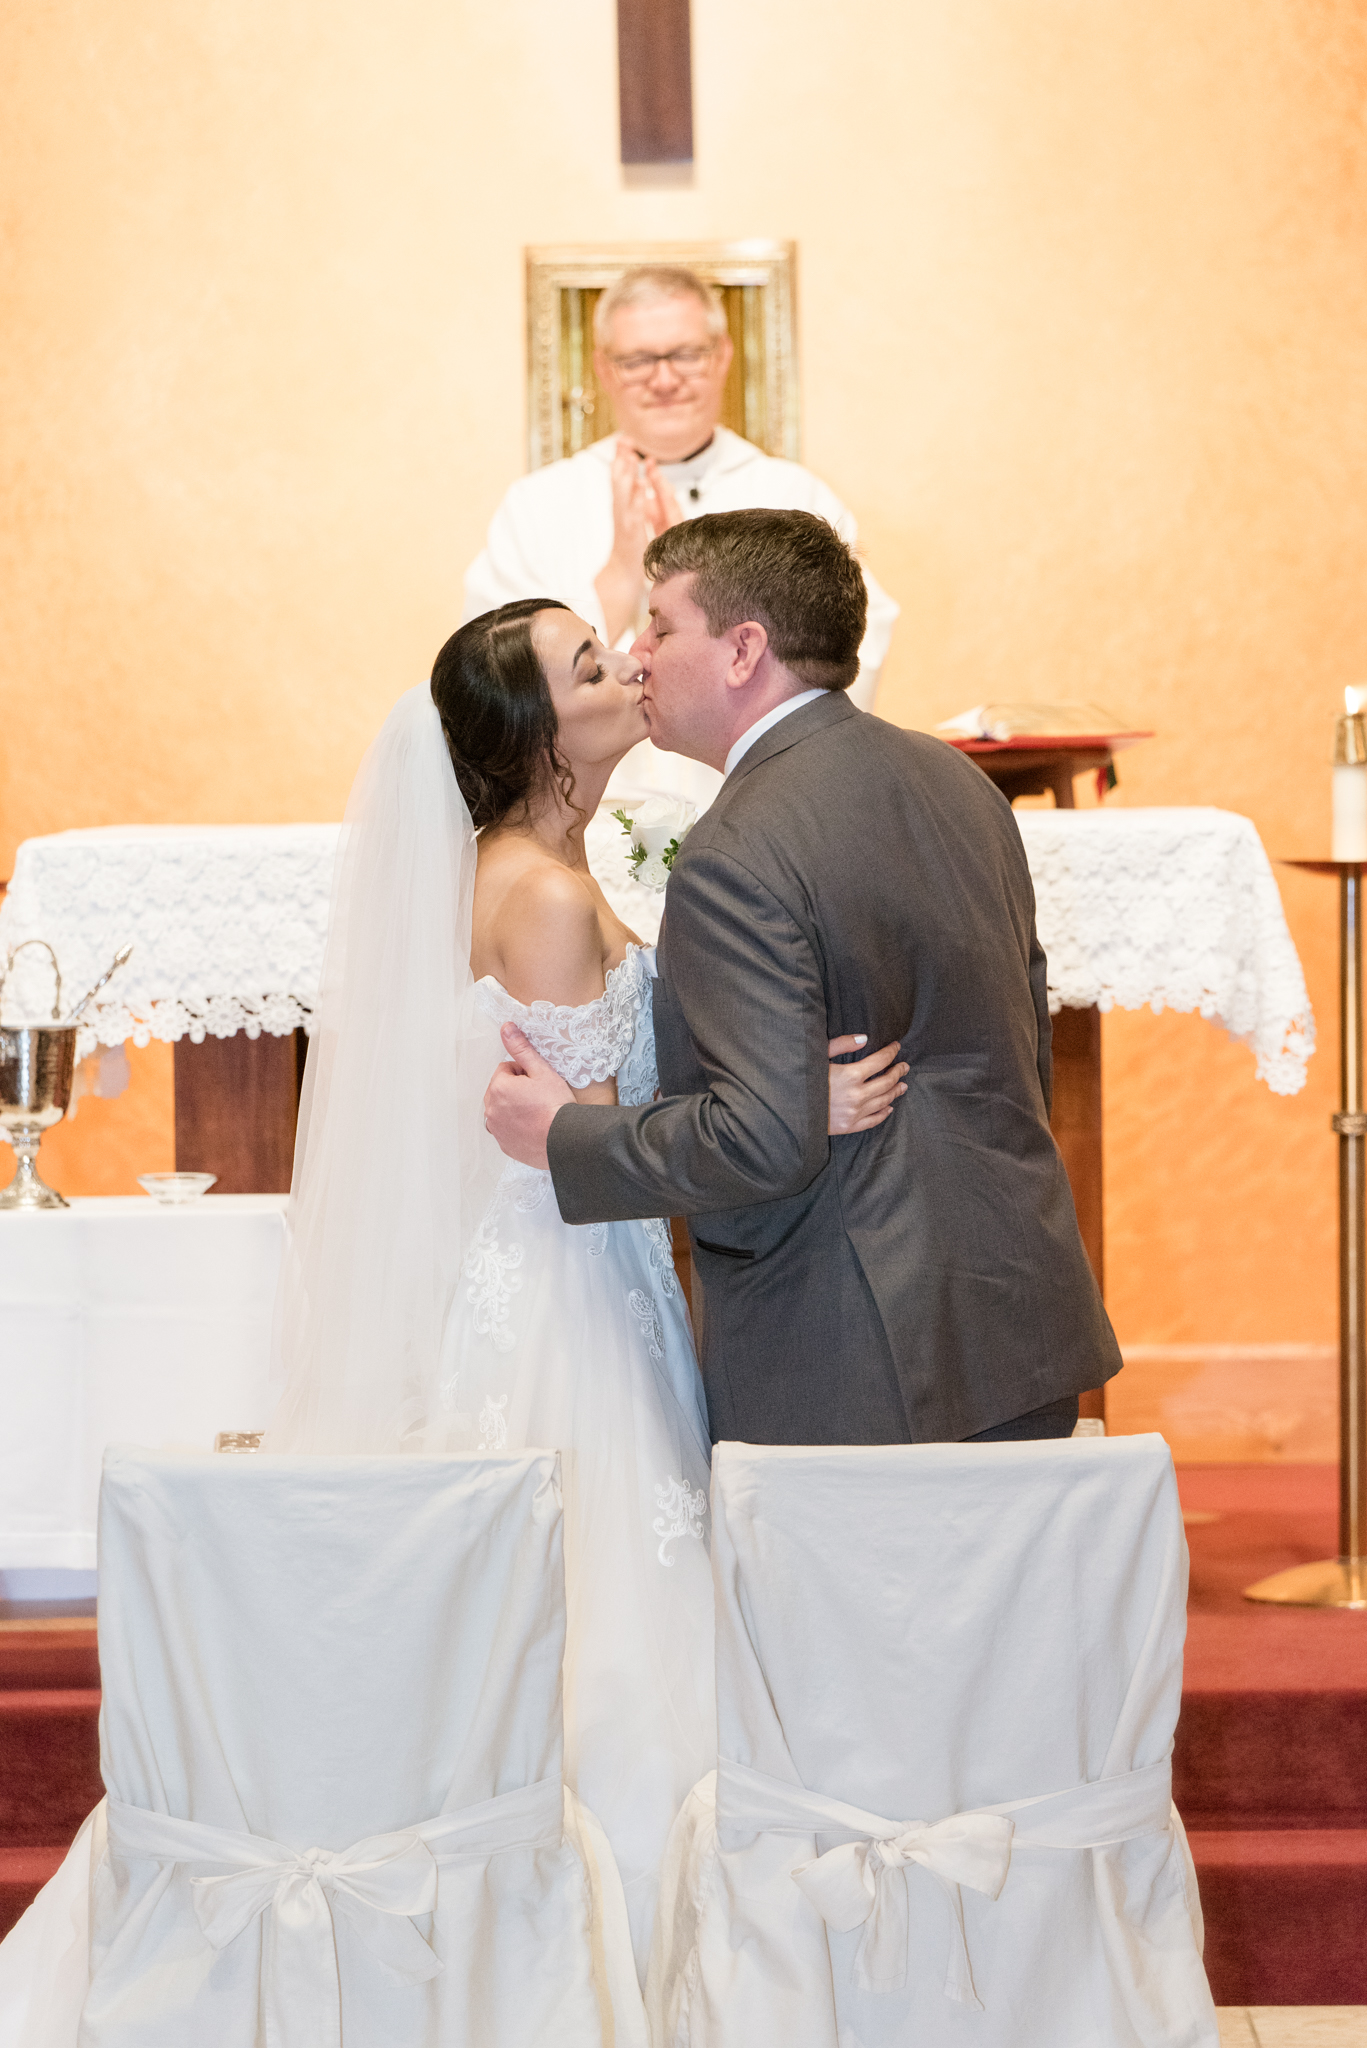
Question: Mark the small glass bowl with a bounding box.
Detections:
[137,1172,218,1205]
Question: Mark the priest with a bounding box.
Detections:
[462,263,899,803]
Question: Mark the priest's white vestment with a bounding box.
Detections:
[462,427,899,806]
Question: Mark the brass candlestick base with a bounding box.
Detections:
[1247,861,1367,1608]
[1244,1557,1367,1609]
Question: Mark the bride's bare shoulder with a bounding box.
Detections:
[474,843,604,1007]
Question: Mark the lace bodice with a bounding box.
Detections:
[475,944,658,1104]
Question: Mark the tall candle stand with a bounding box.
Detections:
[1245,859,1367,1607]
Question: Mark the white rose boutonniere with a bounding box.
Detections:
[612,796,696,892]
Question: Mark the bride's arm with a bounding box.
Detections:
[492,868,618,1107]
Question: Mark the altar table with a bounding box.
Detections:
[0,1196,284,1570]
[1,807,1310,1092]
[0,807,1314,1408]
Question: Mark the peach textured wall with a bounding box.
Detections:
[3,1,1365,1346]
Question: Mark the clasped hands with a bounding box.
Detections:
[483,1023,908,1172]
[594,442,684,647]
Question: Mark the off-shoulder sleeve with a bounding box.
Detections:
[475,950,647,1089]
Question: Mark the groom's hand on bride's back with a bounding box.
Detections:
[484,1023,575,1170]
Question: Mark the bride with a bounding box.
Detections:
[266,598,906,1972]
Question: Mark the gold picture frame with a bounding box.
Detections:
[525,240,799,470]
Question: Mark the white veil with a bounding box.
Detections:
[266,685,505,1452]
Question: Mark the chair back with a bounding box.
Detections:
[96,1447,566,1843]
[707,1435,1214,2046]
[79,1448,624,2048]
[714,1435,1183,1812]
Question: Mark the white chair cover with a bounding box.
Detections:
[648,1436,1218,2048]
[0,1447,644,2048]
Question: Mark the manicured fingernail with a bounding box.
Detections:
[854,1035,868,1046]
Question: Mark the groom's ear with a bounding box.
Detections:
[725,620,769,689]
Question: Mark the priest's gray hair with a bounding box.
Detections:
[593,265,728,347]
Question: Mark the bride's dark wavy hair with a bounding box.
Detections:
[429,599,578,830]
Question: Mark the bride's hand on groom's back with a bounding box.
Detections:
[827,1035,908,1136]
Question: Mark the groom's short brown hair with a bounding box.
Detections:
[643,508,867,692]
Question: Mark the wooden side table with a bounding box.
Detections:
[947,739,1119,808]
[950,737,1146,1425]
[175,1033,305,1194]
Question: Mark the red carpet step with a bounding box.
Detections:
[0,1625,101,1938]
[0,1624,98,1694]
[0,1847,67,1939]
[1192,1830,1367,2007]
[0,1690,103,1848]
[1175,1464,1367,2006]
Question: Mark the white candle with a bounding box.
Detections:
[1334,686,1367,861]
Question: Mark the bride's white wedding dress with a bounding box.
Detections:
[0,691,715,2032]
[258,688,716,1979]
[447,945,715,1971]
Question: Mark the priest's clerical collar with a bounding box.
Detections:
[648,435,718,505]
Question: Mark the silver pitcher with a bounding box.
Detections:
[0,941,74,1210]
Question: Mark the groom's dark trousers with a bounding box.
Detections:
[548,691,1121,1444]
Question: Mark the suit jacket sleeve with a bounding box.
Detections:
[1030,927,1053,1120]
[548,842,832,1224]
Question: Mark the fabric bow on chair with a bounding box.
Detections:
[717,1753,1176,2011]
[792,1810,1015,2002]
[108,1777,565,2048]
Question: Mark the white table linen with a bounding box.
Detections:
[1015,807,1312,1094]
[0,804,1310,1093]
[0,1197,284,1569]
[0,1448,644,2048]
[0,824,337,1052]
[587,803,1312,1094]
[647,1436,1217,2048]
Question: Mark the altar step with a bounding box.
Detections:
[1177,1463,1367,2006]
[0,1688,103,1849]
[0,1622,99,1693]
[1189,1830,1367,2007]
[0,1846,67,1936]
[0,1627,101,1937]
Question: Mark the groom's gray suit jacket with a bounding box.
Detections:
[549,691,1121,1444]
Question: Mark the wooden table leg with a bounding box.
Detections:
[1048,1003,1107,1423]
[174,1031,305,1193]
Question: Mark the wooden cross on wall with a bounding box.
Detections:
[618,0,693,163]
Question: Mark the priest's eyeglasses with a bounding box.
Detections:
[607,344,717,384]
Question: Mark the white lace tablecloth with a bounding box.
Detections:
[0,807,1313,1093]
[0,825,338,1054]
[1014,808,1313,1095]
[588,803,1314,1097]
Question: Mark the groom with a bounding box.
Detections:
[484,508,1121,1443]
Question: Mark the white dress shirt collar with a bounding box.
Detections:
[723,688,827,778]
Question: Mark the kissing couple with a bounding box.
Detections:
[268,507,1119,1976]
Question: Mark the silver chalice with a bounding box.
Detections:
[0,942,74,1210]
[0,1024,77,1209]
